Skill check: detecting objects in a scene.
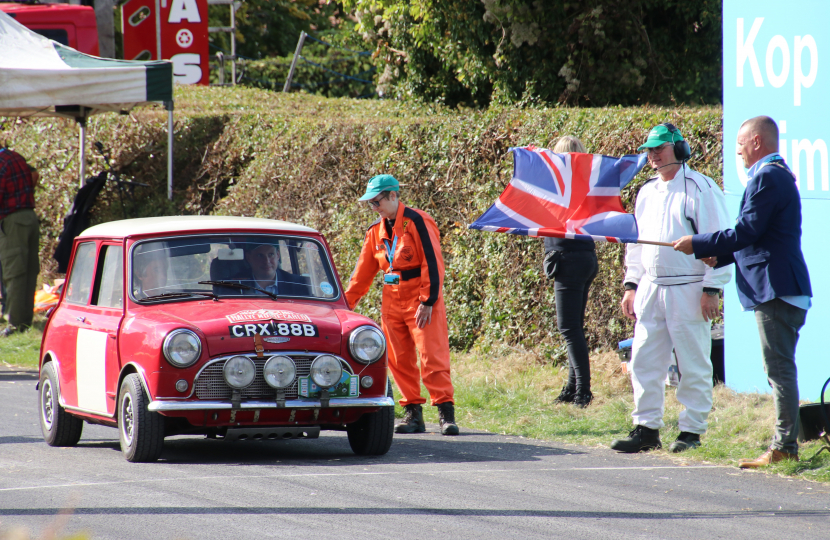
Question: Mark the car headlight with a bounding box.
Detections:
[348,326,386,364]
[223,356,256,389]
[162,329,202,368]
[310,355,342,388]
[263,355,296,389]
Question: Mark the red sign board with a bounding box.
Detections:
[121,0,209,85]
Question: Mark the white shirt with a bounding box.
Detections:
[624,166,732,290]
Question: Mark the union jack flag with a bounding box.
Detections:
[469,146,648,243]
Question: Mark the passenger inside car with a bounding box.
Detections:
[133,251,168,299]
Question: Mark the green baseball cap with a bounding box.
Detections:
[637,124,684,151]
[358,174,400,201]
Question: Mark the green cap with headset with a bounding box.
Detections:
[637,124,685,151]
[359,174,400,201]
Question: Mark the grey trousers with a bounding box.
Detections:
[754,298,807,454]
[0,209,40,329]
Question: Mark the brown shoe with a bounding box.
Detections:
[738,448,798,469]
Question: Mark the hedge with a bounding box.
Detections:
[0,86,723,362]
[237,53,376,99]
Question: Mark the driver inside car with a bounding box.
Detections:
[238,242,310,297]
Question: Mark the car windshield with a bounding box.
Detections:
[130,234,339,301]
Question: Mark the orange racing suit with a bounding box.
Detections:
[345,202,454,407]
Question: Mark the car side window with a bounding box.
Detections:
[93,245,123,308]
[65,242,97,305]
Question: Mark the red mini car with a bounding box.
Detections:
[37,216,394,462]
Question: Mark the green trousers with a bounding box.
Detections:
[0,209,40,328]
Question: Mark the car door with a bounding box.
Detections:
[51,242,124,416]
[85,243,125,416]
[50,241,98,410]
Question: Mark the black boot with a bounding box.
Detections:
[395,404,425,434]
[573,390,593,409]
[610,425,662,453]
[669,432,701,453]
[553,383,576,404]
[436,402,460,435]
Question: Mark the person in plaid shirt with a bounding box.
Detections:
[0,147,39,335]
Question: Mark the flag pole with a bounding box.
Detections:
[531,231,675,246]
[636,239,674,247]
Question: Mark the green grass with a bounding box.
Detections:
[0,316,46,370]
[6,325,829,482]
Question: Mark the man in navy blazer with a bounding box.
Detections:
[674,116,812,468]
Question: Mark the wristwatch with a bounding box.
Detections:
[703,288,720,297]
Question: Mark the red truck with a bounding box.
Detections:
[0,2,100,56]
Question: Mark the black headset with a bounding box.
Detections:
[662,123,691,162]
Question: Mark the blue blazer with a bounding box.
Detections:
[691,159,812,309]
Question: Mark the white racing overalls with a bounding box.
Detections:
[624,166,732,434]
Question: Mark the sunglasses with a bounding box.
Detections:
[647,143,673,154]
[367,193,389,208]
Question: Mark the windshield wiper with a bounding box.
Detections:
[140,291,218,301]
[198,280,279,301]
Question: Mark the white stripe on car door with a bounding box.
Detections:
[76,328,109,413]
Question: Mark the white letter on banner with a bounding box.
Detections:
[171,53,202,84]
[792,139,829,191]
[794,36,818,106]
[168,0,201,23]
[737,18,764,87]
[766,36,790,88]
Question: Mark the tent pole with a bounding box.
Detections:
[165,101,174,201]
[78,116,87,189]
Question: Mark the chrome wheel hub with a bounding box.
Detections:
[121,394,134,445]
[41,379,53,429]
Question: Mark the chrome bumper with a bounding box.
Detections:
[147,396,394,412]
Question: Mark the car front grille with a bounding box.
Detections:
[194,354,349,400]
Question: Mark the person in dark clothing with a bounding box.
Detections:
[0,147,40,335]
[674,116,811,467]
[544,136,599,408]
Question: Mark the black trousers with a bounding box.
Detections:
[552,250,598,392]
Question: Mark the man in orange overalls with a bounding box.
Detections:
[345,174,459,435]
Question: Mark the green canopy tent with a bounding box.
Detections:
[0,10,175,198]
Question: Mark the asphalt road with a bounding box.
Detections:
[2,365,829,540]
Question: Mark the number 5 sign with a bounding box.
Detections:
[122,0,209,85]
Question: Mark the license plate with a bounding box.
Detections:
[298,373,359,398]
[228,322,319,338]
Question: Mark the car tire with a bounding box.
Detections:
[39,362,83,447]
[118,373,165,463]
[346,378,394,456]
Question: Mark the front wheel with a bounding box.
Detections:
[346,379,394,456]
[118,373,165,462]
[39,362,83,447]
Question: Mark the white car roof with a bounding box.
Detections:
[78,216,318,239]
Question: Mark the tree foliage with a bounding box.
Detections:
[341,0,722,107]
[209,0,350,59]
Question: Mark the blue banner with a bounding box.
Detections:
[724,0,828,398]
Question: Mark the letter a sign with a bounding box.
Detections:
[122,0,209,85]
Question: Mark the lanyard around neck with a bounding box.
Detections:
[383,235,398,272]
[747,153,782,178]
